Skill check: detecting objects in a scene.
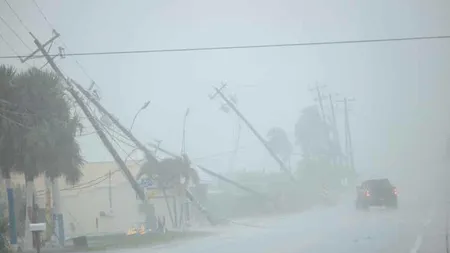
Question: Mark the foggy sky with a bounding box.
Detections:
[1,0,450,180]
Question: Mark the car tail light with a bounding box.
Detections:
[365,191,370,197]
[393,188,398,195]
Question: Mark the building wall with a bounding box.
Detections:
[9,161,208,236]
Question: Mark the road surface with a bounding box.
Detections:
[107,176,449,253]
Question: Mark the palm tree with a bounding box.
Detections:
[0,67,84,248]
[138,154,199,227]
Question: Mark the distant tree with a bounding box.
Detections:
[266,127,293,165]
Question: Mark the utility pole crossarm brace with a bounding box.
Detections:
[22,32,60,63]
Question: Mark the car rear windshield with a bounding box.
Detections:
[366,179,392,189]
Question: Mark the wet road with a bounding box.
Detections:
[115,183,448,253]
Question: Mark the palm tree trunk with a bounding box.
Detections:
[161,187,175,228]
[24,174,35,251]
[4,168,17,247]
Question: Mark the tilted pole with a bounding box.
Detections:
[28,33,146,202]
[71,80,159,164]
[211,86,296,182]
[71,71,218,225]
[146,142,271,201]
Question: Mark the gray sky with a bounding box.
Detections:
[1,0,450,179]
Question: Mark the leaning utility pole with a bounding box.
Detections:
[70,80,216,225]
[146,142,271,202]
[210,85,295,182]
[22,32,150,244]
[26,33,146,200]
[329,94,342,165]
[336,97,355,171]
[70,79,159,165]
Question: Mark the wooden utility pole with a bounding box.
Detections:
[25,33,147,202]
[310,83,327,121]
[329,94,342,165]
[71,80,217,225]
[146,142,271,201]
[210,85,295,182]
[70,79,159,165]
[336,97,356,171]
[21,32,150,245]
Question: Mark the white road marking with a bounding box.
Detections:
[409,207,435,253]
[423,208,435,227]
[410,235,423,253]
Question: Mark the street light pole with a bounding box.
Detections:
[130,101,151,132]
[181,108,190,155]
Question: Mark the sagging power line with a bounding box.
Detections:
[1,34,450,59]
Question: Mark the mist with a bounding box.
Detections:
[1,0,450,252]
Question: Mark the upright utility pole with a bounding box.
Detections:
[210,85,295,182]
[310,83,327,121]
[329,94,337,131]
[337,97,356,171]
[329,94,342,165]
[181,108,190,155]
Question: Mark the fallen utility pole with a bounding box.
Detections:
[71,80,159,164]
[26,33,146,202]
[70,67,217,225]
[210,85,296,183]
[146,142,271,201]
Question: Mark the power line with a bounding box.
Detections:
[30,0,97,83]
[0,31,20,56]
[0,15,32,51]
[0,30,32,67]
[36,170,122,196]
[30,0,52,30]
[1,34,450,60]
[3,0,31,33]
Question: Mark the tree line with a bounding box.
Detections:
[267,105,351,183]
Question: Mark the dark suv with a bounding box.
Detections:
[355,178,398,210]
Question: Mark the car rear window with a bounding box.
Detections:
[366,179,391,189]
